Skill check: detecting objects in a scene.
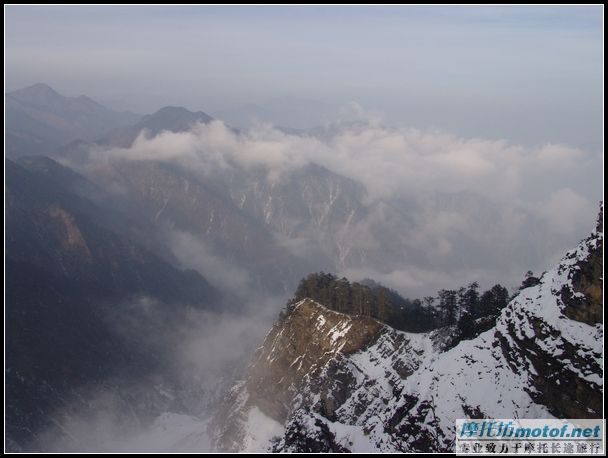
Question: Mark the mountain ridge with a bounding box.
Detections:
[210,210,603,452]
[6,83,141,158]
[5,158,221,451]
[96,105,214,148]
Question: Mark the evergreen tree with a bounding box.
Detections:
[375,287,391,322]
[438,289,458,326]
[461,282,480,318]
[479,284,509,317]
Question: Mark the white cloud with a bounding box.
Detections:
[85,117,601,296]
[540,187,597,235]
[168,229,252,293]
[100,119,600,206]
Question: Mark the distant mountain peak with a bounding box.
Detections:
[6,83,142,158]
[8,82,64,104]
[14,82,58,94]
[140,105,214,128]
[155,105,197,115]
[95,105,214,148]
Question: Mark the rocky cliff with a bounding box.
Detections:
[210,210,603,452]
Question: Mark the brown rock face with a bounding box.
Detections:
[562,205,603,325]
[46,205,93,261]
[246,299,383,422]
[210,299,384,452]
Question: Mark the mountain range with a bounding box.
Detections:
[6,83,140,158]
[6,84,575,298]
[4,83,603,452]
[209,209,603,452]
[6,156,221,451]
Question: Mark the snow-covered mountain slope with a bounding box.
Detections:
[211,213,603,452]
[378,212,603,452]
[209,298,452,452]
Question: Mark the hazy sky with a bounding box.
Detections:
[5,5,604,151]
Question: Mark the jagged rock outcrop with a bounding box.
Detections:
[380,213,603,451]
[210,300,383,451]
[561,204,603,325]
[210,299,451,452]
[211,211,603,452]
[247,300,383,422]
